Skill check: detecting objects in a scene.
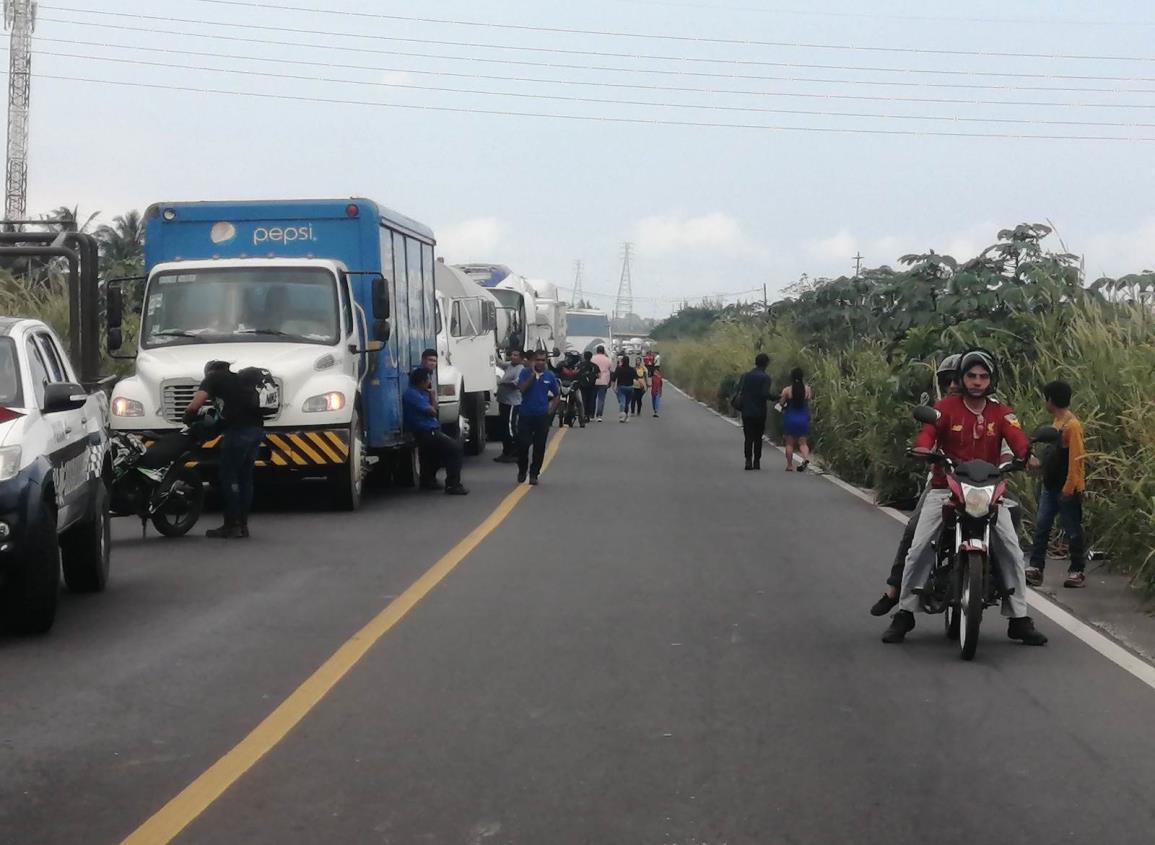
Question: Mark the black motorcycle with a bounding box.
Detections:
[109,414,213,537]
[909,405,1058,659]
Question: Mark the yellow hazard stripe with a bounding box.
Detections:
[325,431,350,458]
[266,434,308,466]
[306,432,344,464]
[288,434,326,465]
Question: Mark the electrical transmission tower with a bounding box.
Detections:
[614,242,634,321]
[4,0,36,221]
[572,259,584,306]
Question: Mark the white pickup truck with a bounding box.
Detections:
[0,318,111,633]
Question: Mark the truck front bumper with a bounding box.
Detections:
[134,427,352,471]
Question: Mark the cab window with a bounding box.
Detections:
[34,333,69,383]
[24,336,50,408]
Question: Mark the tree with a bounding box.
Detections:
[95,210,145,278]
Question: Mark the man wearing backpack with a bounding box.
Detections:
[184,360,267,539]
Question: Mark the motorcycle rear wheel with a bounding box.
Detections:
[151,467,206,537]
[959,551,985,660]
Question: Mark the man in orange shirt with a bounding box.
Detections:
[1026,381,1087,588]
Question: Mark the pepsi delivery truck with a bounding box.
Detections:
[108,199,437,510]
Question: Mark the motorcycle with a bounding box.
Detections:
[909,405,1058,660]
[109,411,215,538]
[556,369,586,429]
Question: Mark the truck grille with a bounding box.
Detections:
[161,378,284,424]
[161,381,200,424]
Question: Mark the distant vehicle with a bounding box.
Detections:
[107,198,438,511]
[526,278,567,360]
[0,318,111,634]
[565,308,612,355]
[433,262,499,456]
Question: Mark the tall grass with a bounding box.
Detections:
[663,303,1155,591]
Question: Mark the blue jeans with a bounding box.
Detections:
[1029,488,1085,572]
[652,394,662,413]
[617,386,632,412]
[594,386,608,417]
[219,425,264,522]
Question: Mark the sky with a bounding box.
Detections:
[11,0,1155,317]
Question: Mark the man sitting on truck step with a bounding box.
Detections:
[403,367,469,496]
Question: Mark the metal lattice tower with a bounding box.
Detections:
[614,242,634,320]
[5,0,36,221]
[572,259,584,305]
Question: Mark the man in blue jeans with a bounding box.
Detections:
[184,360,264,539]
[516,350,559,485]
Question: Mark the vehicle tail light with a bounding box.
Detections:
[346,203,359,218]
[0,406,24,423]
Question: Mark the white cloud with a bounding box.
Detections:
[379,71,414,86]
[437,217,507,261]
[632,212,759,258]
[1083,220,1155,278]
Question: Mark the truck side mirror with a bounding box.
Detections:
[107,285,124,329]
[372,319,391,343]
[372,275,390,319]
[107,328,123,353]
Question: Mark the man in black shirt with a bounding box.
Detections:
[185,360,265,539]
[737,353,774,470]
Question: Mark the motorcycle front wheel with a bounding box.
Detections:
[959,551,985,660]
[151,467,206,537]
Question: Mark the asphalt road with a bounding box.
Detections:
[2,388,1154,845]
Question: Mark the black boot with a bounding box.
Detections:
[207,519,241,539]
[237,520,250,539]
[870,593,899,617]
[882,610,916,643]
[1007,616,1048,646]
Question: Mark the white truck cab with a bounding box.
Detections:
[110,257,368,508]
[0,318,111,633]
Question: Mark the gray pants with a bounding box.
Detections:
[899,489,1028,618]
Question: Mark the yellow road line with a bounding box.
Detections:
[120,428,569,845]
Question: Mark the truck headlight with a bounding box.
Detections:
[963,485,993,518]
[0,446,22,482]
[112,397,145,417]
[302,392,346,412]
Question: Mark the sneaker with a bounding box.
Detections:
[653,413,658,417]
[445,484,470,496]
[1025,567,1044,587]
[744,462,753,471]
[870,593,899,617]
[1063,571,1086,588]
[882,610,916,643]
[237,522,250,539]
[798,460,810,473]
[1008,616,1048,645]
[753,460,761,470]
[517,471,527,483]
[528,475,539,486]
[596,416,603,422]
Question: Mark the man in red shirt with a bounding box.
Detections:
[883,350,1047,646]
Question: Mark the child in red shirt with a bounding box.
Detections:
[651,367,664,417]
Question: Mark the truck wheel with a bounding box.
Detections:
[464,394,488,456]
[332,410,365,511]
[61,479,111,593]
[1,498,60,634]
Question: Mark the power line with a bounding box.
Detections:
[32,37,1155,110]
[26,49,1155,130]
[178,0,1155,63]
[37,14,1155,87]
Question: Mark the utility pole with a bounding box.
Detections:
[762,282,768,310]
[614,241,634,323]
[853,252,864,277]
[572,259,584,306]
[4,0,36,221]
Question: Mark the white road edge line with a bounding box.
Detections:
[670,381,1155,692]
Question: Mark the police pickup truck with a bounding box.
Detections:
[0,318,110,634]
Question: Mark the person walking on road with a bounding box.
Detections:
[612,354,635,423]
[184,360,265,539]
[591,344,613,421]
[516,350,560,485]
[631,356,649,417]
[493,349,525,463]
[779,367,813,472]
[404,368,469,495]
[1026,380,1087,589]
[578,350,600,424]
[736,353,774,470]
[650,366,664,417]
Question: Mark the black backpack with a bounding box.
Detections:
[237,366,280,420]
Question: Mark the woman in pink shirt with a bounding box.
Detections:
[590,344,613,422]
[650,366,664,417]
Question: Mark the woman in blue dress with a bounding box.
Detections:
[779,367,812,472]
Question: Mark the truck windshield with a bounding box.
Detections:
[142,267,340,348]
[0,338,21,406]
[567,314,611,336]
[490,290,524,349]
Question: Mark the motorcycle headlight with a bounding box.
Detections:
[302,392,346,413]
[0,446,23,482]
[112,397,145,417]
[963,485,993,518]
